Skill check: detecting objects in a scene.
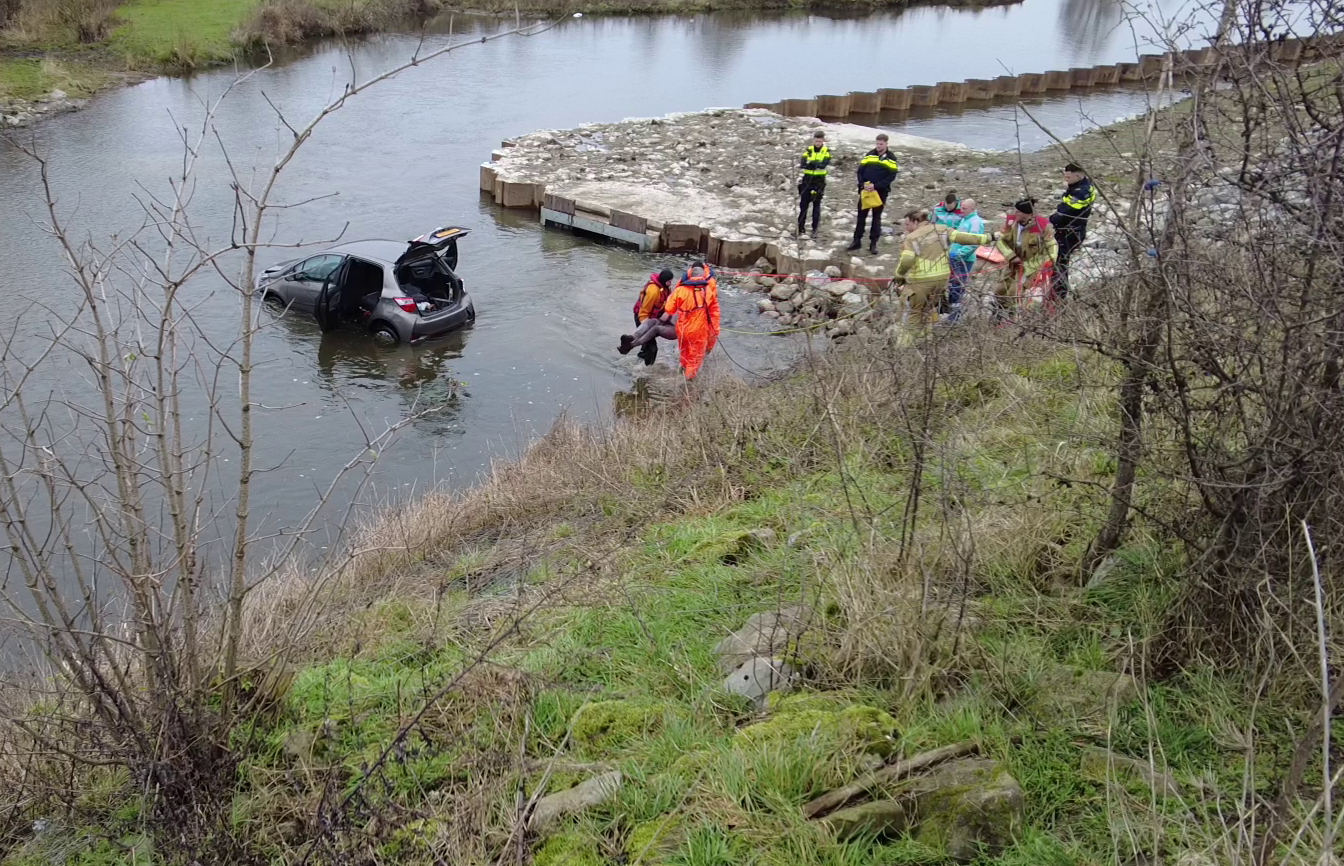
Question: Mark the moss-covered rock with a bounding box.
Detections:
[819,758,1023,862]
[737,702,898,757]
[1026,663,1139,728]
[533,829,604,866]
[626,814,686,863]
[571,699,664,754]
[912,759,1024,861]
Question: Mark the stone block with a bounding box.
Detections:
[849,91,880,113]
[1093,64,1121,85]
[938,81,969,103]
[909,84,943,106]
[964,79,997,100]
[1069,67,1098,86]
[816,94,851,117]
[1017,72,1046,94]
[993,75,1021,97]
[479,163,497,192]
[780,98,818,117]
[661,223,704,254]
[543,193,575,215]
[1043,70,1072,90]
[496,180,539,208]
[1137,53,1165,78]
[1117,61,1142,81]
[744,101,781,111]
[879,88,913,110]
[1270,37,1303,63]
[718,238,767,269]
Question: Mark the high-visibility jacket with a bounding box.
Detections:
[857,148,900,192]
[997,214,1058,280]
[800,144,831,178]
[1051,177,1096,232]
[664,264,720,380]
[635,274,669,323]
[895,223,994,285]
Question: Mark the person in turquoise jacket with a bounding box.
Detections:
[932,191,982,320]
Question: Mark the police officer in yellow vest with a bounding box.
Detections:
[797,131,831,238]
[891,208,995,328]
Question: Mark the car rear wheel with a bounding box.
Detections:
[465,303,476,325]
[371,322,399,345]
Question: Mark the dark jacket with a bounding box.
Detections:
[1050,177,1096,232]
[856,148,900,192]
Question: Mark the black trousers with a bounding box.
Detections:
[1054,227,1085,299]
[798,178,825,232]
[853,188,888,242]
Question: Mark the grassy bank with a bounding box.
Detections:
[0,0,1018,87]
[2,327,1330,865]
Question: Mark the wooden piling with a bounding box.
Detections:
[661,224,705,254]
[879,88,913,110]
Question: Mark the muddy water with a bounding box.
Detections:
[0,0,1195,572]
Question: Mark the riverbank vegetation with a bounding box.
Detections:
[1,4,1343,866]
[0,0,1018,83]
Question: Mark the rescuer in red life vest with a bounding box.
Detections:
[619,269,677,365]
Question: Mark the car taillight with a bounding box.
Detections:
[394,297,418,312]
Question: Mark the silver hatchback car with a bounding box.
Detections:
[256,226,475,345]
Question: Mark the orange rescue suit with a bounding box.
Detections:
[664,264,721,380]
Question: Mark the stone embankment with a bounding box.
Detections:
[2,88,85,127]
[481,108,1045,283]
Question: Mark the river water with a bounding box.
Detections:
[0,0,1205,576]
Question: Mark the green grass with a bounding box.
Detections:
[0,56,107,99]
[107,0,257,68]
[17,341,1330,865]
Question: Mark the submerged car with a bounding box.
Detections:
[256,226,475,345]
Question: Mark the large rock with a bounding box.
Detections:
[713,605,815,673]
[1027,664,1139,727]
[1079,747,1183,798]
[527,770,623,830]
[823,758,1024,861]
[723,657,795,707]
[826,279,860,299]
[769,283,797,302]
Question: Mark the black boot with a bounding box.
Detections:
[638,340,658,366]
[846,238,862,252]
[618,335,634,355]
[869,239,879,254]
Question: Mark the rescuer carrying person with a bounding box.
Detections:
[664,261,720,381]
[891,208,995,330]
[619,268,677,365]
[797,130,831,238]
[995,198,1058,316]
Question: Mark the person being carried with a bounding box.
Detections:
[619,268,677,365]
[848,133,900,255]
[797,130,831,239]
[995,198,1058,316]
[1048,162,1095,301]
[664,261,720,380]
[891,208,995,331]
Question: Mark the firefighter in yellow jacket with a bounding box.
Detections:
[891,208,995,327]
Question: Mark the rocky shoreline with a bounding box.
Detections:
[486,108,1144,336]
[1,88,87,128]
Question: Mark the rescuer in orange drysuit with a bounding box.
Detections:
[664,261,720,380]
